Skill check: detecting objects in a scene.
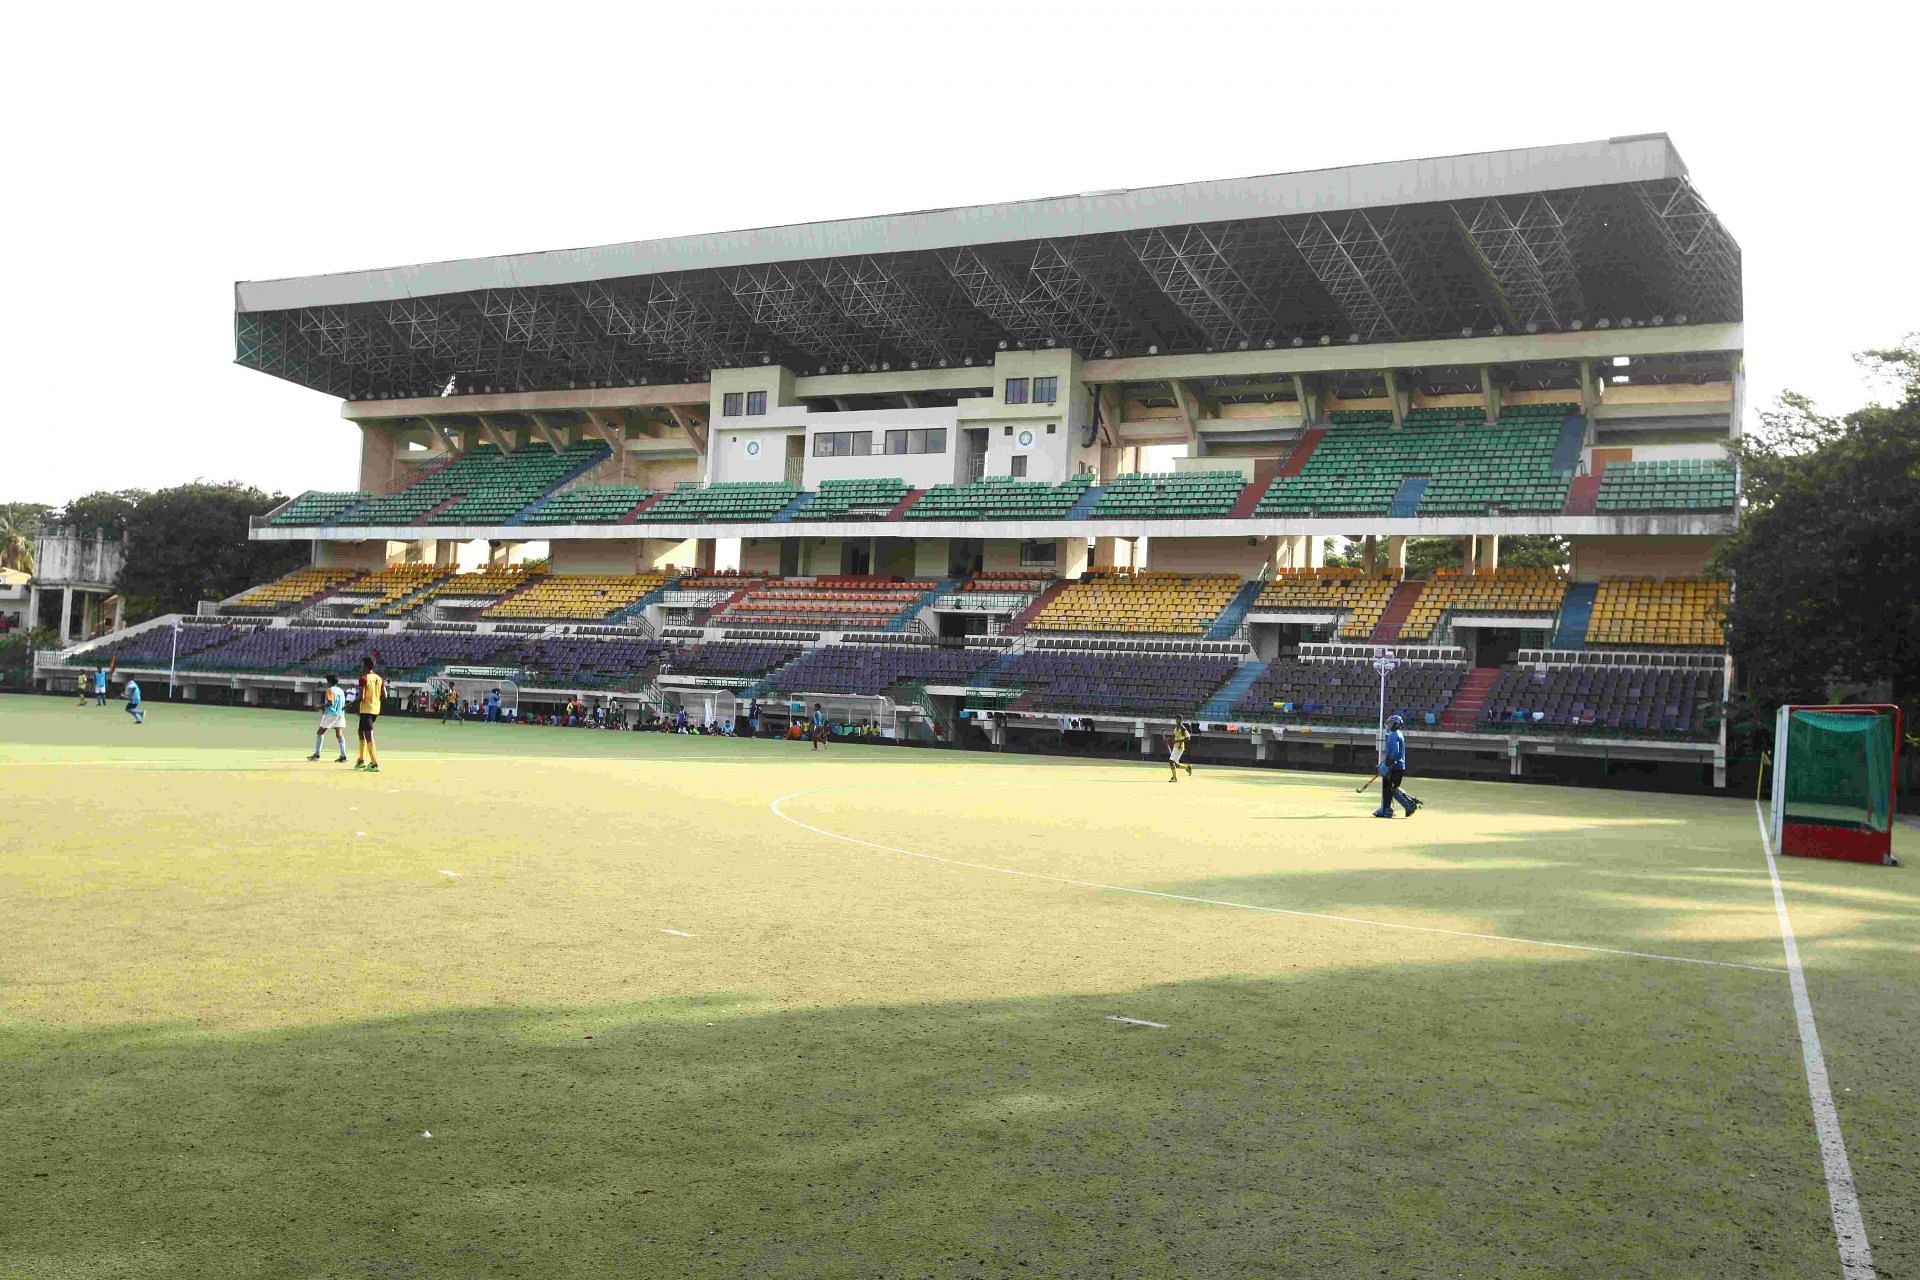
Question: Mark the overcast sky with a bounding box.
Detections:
[4,0,1912,508]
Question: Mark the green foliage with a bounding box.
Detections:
[1716,337,1920,720]
[1497,535,1570,571]
[53,490,146,538]
[0,503,52,573]
[1403,537,1464,579]
[0,626,56,689]
[116,483,308,622]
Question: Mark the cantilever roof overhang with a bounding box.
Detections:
[236,134,1741,400]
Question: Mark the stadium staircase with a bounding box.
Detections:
[1442,667,1501,731]
[607,576,685,625]
[1387,476,1430,518]
[886,489,928,519]
[1277,428,1325,477]
[1003,581,1071,636]
[509,492,561,525]
[1550,414,1588,473]
[1550,581,1598,649]
[770,493,815,522]
[1226,459,1281,518]
[1203,581,1264,640]
[620,492,668,522]
[971,646,1027,689]
[371,570,458,618]
[499,447,620,524]
[1063,485,1106,520]
[886,578,959,632]
[1562,474,1603,515]
[1368,580,1425,644]
[1198,659,1269,721]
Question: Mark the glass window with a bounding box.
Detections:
[745,390,767,415]
[813,432,834,457]
[1020,539,1057,566]
[723,392,744,417]
[1004,377,1029,405]
[886,430,909,455]
[927,428,946,453]
[1031,376,1058,404]
[1010,455,1028,478]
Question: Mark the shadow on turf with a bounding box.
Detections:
[1,959,1838,1280]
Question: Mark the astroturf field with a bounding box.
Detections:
[1,695,1914,1279]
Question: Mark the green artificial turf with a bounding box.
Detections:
[1,694,1913,1278]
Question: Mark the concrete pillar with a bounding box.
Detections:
[1480,365,1500,423]
[1306,536,1325,569]
[695,539,717,573]
[180,684,198,702]
[1383,370,1405,428]
[1291,374,1317,425]
[1385,536,1407,573]
[112,597,125,632]
[242,686,261,706]
[27,585,40,630]
[1363,535,1378,572]
[1579,360,1599,448]
[1464,537,1479,575]
[59,587,74,644]
[1477,535,1500,573]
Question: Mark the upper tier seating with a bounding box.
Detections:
[412,564,546,610]
[716,576,935,630]
[794,478,909,521]
[763,643,993,695]
[1028,572,1241,635]
[1480,664,1719,739]
[182,625,372,673]
[511,636,677,689]
[907,474,1093,521]
[1259,404,1573,517]
[634,481,800,523]
[665,641,804,679]
[1398,568,1566,642]
[1252,569,1400,641]
[332,564,449,616]
[1329,409,1394,424]
[341,443,608,526]
[1594,459,1736,512]
[1585,577,1729,648]
[1235,658,1467,726]
[991,649,1240,718]
[524,486,655,525]
[267,492,369,527]
[226,568,363,613]
[484,573,669,621]
[1087,471,1247,519]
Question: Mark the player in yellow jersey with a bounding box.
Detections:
[353,655,386,773]
[1167,720,1194,781]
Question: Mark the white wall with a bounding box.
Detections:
[709,423,803,485]
[547,540,644,574]
[1568,536,1722,581]
[800,406,963,489]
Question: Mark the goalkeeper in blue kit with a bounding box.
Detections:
[1372,714,1423,819]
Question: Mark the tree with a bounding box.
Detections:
[1715,338,1920,719]
[1498,535,1570,571]
[0,626,57,690]
[115,483,308,621]
[52,491,146,538]
[0,503,50,573]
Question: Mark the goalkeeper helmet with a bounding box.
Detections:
[1386,714,1404,729]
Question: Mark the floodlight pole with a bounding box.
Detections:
[1372,647,1398,764]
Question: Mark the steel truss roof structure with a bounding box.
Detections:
[236,137,1740,399]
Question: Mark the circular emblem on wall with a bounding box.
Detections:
[1018,430,1035,447]
[745,440,761,458]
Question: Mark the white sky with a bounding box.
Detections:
[4,0,1913,507]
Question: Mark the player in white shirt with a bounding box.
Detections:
[308,674,349,762]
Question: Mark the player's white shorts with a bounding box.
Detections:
[318,711,345,730]
[1168,746,1185,765]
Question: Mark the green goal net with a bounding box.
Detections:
[1780,709,1894,832]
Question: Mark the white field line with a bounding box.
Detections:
[769,785,1784,976]
[1755,800,1874,1280]
[1107,1016,1169,1029]
[661,929,697,938]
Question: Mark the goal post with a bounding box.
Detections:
[430,666,522,717]
[1770,704,1902,865]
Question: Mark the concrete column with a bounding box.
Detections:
[59,587,74,644]
[242,686,261,706]
[27,585,40,630]
[1479,366,1500,423]
[112,597,125,632]
[1579,360,1599,448]
[180,684,198,702]
[1385,536,1407,573]
[1306,536,1325,569]
[1383,370,1404,428]
[1363,535,1378,572]
[1291,375,1317,425]
[695,539,717,573]
[1477,535,1500,573]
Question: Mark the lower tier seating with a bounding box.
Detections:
[330,564,449,616]
[664,641,803,679]
[763,643,992,695]
[181,625,373,673]
[1398,568,1566,642]
[992,649,1240,718]
[1585,577,1728,648]
[1479,664,1719,739]
[1234,658,1467,726]
[1028,572,1240,635]
[516,637,676,688]
[413,564,546,610]
[320,630,523,679]
[716,577,934,630]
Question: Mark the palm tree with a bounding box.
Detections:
[0,506,37,574]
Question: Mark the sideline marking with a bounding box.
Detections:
[661,929,696,938]
[770,785,1784,976]
[1755,800,1874,1279]
[439,869,461,879]
[1107,1015,1168,1029]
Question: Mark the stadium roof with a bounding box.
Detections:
[236,134,1741,400]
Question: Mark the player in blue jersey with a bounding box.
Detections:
[308,674,349,762]
[1372,714,1422,818]
[123,678,144,725]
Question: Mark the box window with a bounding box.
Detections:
[1031,375,1058,404]
[745,390,767,415]
[722,392,744,417]
[1004,377,1029,405]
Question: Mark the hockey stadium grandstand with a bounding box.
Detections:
[42,134,1746,784]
